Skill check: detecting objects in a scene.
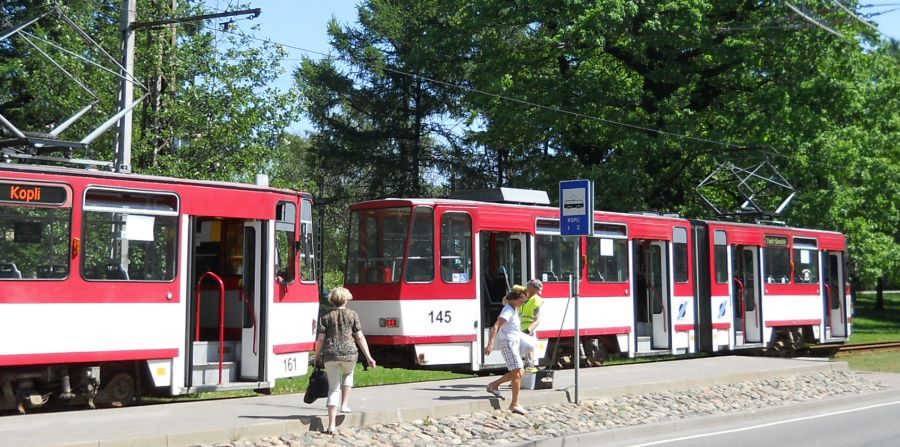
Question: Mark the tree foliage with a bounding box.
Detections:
[295,0,898,286]
[1,0,297,182]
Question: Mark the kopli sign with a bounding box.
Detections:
[0,182,68,205]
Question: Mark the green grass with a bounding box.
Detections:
[850,292,900,343]
[274,364,473,394]
[840,350,900,373]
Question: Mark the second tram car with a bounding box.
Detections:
[344,188,851,371]
[0,163,319,412]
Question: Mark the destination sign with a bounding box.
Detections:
[764,235,789,247]
[0,182,68,205]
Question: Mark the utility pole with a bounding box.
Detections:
[114,1,261,173]
[115,0,137,173]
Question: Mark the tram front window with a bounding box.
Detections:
[346,207,411,284]
[0,205,70,280]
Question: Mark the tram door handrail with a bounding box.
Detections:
[240,288,258,355]
[734,277,745,330]
[196,271,226,384]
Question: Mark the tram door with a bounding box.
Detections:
[733,246,762,344]
[824,252,847,339]
[240,221,263,379]
[479,231,528,364]
[634,240,670,351]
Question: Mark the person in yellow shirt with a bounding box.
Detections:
[519,279,543,370]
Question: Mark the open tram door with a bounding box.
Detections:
[633,239,671,353]
[824,251,848,339]
[733,246,762,344]
[479,231,528,366]
[187,218,263,390]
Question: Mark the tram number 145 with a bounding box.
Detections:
[428,310,452,324]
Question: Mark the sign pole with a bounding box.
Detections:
[573,250,579,404]
[559,179,593,406]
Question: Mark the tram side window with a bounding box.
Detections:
[299,200,316,282]
[406,207,434,282]
[763,235,791,284]
[275,202,297,283]
[346,207,410,284]
[673,227,689,283]
[0,205,70,280]
[586,223,628,283]
[793,240,819,284]
[714,230,728,284]
[586,238,628,282]
[82,189,178,281]
[440,213,471,283]
[535,232,576,282]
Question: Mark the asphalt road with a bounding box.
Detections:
[543,385,900,447]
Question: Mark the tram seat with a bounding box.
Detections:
[541,271,559,282]
[37,265,68,278]
[0,263,22,279]
[105,263,130,280]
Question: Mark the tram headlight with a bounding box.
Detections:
[379,317,399,328]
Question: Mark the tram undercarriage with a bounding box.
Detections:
[0,361,144,414]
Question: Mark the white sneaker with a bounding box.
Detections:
[341,405,352,413]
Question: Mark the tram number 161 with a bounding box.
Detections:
[428,310,452,324]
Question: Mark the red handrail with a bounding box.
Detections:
[195,272,226,385]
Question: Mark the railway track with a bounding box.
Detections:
[808,341,900,356]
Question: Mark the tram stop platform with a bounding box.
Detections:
[0,356,853,447]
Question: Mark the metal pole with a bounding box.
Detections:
[573,241,580,404]
[115,0,136,173]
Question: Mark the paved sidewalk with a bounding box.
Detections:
[0,356,849,447]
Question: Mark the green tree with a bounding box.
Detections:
[2,1,298,183]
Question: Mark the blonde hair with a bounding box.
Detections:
[328,287,353,307]
[511,284,527,295]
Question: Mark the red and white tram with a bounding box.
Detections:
[344,189,851,371]
[0,163,319,412]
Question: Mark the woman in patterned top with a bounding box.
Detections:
[313,287,377,434]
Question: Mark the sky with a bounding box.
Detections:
[219,0,899,134]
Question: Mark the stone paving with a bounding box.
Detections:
[200,370,888,447]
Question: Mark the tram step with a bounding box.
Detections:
[192,341,239,365]
[191,362,238,385]
[634,349,670,358]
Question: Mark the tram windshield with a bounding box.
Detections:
[0,204,71,280]
[346,207,411,284]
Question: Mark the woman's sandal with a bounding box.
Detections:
[510,406,527,415]
[486,386,505,400]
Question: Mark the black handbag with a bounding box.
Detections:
[303,364,329,404]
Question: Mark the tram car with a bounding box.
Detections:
[344,188,851,371]
[0,163,319,413]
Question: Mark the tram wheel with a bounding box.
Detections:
[98,367,136,407]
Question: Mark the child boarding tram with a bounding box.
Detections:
[0,163,319,413]
[344,188,851,371]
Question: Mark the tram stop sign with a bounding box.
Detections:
[559,179,593,236]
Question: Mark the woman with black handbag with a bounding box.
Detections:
[312,287,376,434]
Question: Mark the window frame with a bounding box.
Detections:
[80,187,180,283]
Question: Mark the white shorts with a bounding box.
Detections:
[500,339,523,371]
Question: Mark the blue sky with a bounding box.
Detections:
[224,1,899,134]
